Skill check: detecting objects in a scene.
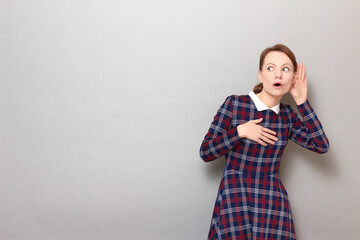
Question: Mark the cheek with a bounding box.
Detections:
[284,74,295,83]
[261,73,272,82]
[284,78,295,89]
[281,77,294,89]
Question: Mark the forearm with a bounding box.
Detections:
[291,100,330,153]
[200,127,241,162]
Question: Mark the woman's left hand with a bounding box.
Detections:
[289,63,308,105]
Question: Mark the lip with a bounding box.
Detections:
[273,82,283,88]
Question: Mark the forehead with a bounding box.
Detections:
[264,51,292,65]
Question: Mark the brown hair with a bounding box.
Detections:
[253,44,297,94]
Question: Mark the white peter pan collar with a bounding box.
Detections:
[248,91,280,114]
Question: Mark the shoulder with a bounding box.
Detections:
[217,94,250,113]
[280,102,297,121]
[225,94,251,106]
[280,102,292,111]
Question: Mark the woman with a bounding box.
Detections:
[199,44,330,240]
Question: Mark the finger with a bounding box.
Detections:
[301,63,305,81]
[260,132,277,144]
[261,127,277,136]
[252,118,263,123]
[263,138,275,145]
[295,63,301,78]
[261,131,279,142]
[297,63,301,75]
[259,134,275,144]
[257,138,267,146]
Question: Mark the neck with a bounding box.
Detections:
[256,91,282,108]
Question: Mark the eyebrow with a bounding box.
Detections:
[266,63,292,67]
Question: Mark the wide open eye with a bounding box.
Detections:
[283,67,290,72]
[267,66,274,71]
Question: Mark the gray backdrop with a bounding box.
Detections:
[1,0,359,239]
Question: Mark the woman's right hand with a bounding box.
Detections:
[236,118,278,146]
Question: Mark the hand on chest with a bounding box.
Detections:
[231,109,293,148]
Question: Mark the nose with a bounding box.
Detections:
[275,69,283,79]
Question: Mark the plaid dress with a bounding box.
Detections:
[200,94,329,240]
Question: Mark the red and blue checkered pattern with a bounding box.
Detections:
[200,94,329,240]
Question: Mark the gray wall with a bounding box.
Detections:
[1,0,359,239]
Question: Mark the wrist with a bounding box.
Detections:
[237,125,245,138]
[294,95,307,105]
[296,98,307,105]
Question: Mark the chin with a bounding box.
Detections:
[264,89,284,97]
[265,86,290,96]
[271,92,285,98]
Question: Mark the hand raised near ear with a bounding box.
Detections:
[290,62,308,105]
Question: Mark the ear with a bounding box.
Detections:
[292,71,297,83]
[258,70,263,83]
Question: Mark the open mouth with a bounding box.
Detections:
[273,83,282,87]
